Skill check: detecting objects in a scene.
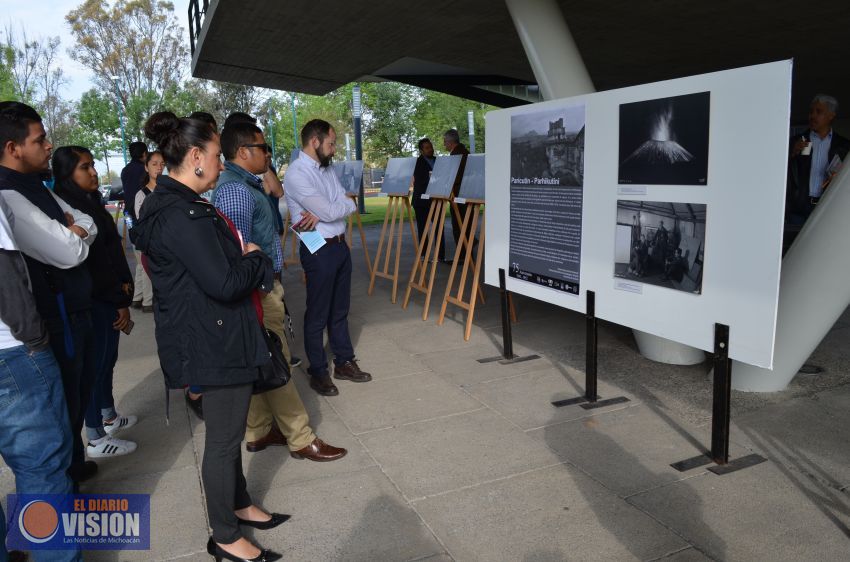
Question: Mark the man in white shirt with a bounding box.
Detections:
[284,119,372,396]
[0,101,101,484]
[0,193,80,562]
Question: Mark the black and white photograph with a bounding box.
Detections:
[614,200,706,294]
[618,92,710,185]
[511,105,585,187]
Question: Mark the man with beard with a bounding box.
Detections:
[212,121,346,461]
[284,120,372,396]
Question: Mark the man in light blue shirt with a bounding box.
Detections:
[284,119,372,396]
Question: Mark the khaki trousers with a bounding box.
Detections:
[245,280,315,450]
[132,250,153,306]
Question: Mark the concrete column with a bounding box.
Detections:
[504,0,593,101]
[732,164,850,391]
[505,0,706,366]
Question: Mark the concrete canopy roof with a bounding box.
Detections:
[191,0,849,121]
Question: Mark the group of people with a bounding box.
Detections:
[628,220,684,281]
[0,101,372,561]
[411,129,471,262]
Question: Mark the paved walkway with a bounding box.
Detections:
[3,222,850,561]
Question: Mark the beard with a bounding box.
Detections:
[316,146,333,168]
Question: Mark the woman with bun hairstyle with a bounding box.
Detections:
[132,112,284,562]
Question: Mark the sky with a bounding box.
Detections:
[4,0,192,178]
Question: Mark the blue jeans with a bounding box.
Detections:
[299,241,355,376]
[84,300,121,440]
[47,312,96,470]
[0,344,80,562]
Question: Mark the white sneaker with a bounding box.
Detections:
[86,435,137,458]
[103,414,138,435]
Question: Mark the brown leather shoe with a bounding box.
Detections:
[291,437,347,462]
[310,375,339,396]
[333,360,372,383]
[246,424,287,453]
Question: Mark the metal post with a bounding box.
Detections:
[268,105,276,166]
[290,92,298,148]
[353,85,365,213]
[711,323,731,464]
[499,268,514,360]
[111,76,128,165]
[585,290,598,402]
[345,133,352,161]
[467,110,476,153]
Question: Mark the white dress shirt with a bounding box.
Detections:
[284,153,355,238]
[1,189,97,269]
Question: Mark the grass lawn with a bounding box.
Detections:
[358,196,473,226]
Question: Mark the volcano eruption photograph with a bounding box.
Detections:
[618,92,710,185]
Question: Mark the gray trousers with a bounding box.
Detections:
[202,383,253,543]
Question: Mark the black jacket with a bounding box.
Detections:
[786,130,850,218]
[121,159,146,219]
[412,156,435,208]
[54,184,134,308]
[132,175,274,389]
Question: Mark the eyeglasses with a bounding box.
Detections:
[242,143,271,153]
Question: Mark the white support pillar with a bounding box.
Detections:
[505,0,705,366]
[732,164,850,391]
[504,0,593,101]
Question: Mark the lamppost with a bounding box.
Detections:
[352,84,365,213]
[290,92,298,149]
[468,110,476,153]
[267,104,277,166]
[110,75,128,165]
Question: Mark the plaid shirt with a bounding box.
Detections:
[214,179,284,273]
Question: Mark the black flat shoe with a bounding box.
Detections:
[237,512,290,530]
[206,537,282,562]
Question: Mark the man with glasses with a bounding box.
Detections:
[284,119,372,397]
[211,121,347,462]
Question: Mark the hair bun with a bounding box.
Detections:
[144,111,180,146]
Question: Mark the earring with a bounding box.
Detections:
[194,167,203,177]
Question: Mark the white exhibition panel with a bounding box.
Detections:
[485,60,792,368]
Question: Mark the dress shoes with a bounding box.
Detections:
[245,425,287,453]
[290,437,347,462]
[309,376,339,396]
[333,360,372,383]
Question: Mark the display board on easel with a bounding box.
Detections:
[438,154,488,340]
[403,155,463,319]
[369,157,419,302]
[333,160,372,275]
[485,60,792,370]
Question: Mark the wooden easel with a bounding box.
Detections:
[346,195,373,277]
[368,194,418,303]
[403,196,449,319]
[438,199,487,340]
[281,210,300,268]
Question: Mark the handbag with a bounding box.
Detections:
[253,327,291,394]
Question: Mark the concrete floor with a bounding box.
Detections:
[3,222,850,561]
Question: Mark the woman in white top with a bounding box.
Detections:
[131,150,164,312]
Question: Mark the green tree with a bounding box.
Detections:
[66,0,188,108]
[413,90,493,154]
[67,89,121,175]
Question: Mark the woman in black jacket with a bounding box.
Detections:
[132,112,283,562]
[52,146,139,461]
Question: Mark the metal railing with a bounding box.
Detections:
[188,0,210,55]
